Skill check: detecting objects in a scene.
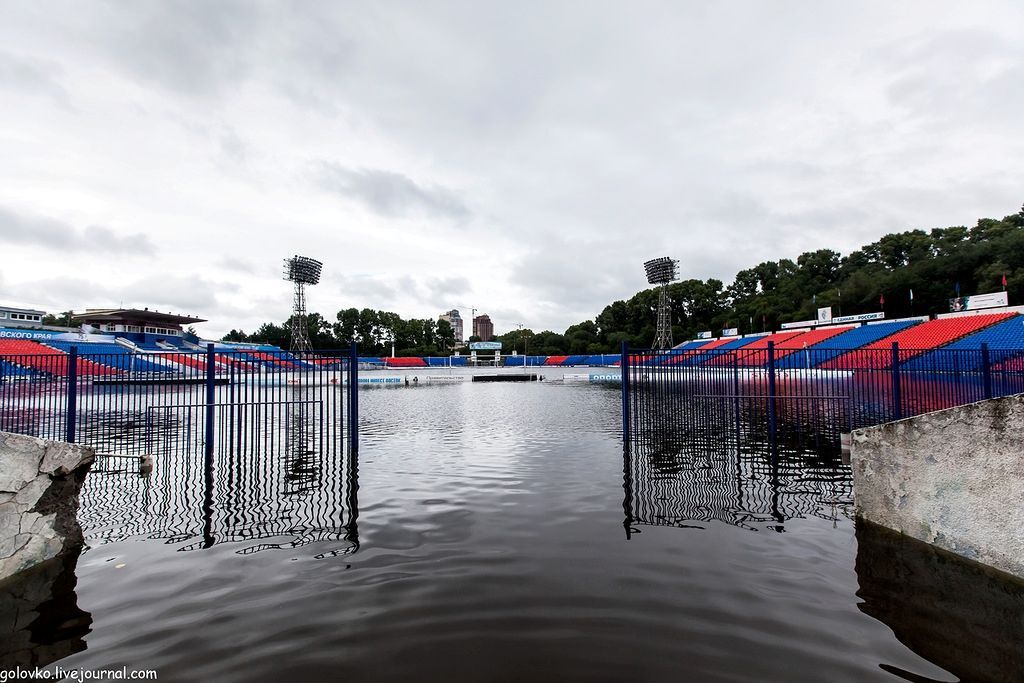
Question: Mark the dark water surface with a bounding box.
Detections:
[6,377,1020,681]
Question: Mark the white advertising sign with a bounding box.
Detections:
[949,291,1008,312]
[817,306,832,323]
[722,327,739,337]
[697,331,713,339]
[781,320,815,330]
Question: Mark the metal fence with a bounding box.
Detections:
[618,340,1024,534]
[0,343,359,457]
[620,341,1024,450]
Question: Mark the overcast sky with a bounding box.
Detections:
[1,2,1022,338]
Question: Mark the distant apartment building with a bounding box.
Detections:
[473,314,494,341]
[439,309,464,342]
[0,305,46,328]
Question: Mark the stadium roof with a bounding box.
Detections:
[72,308,207,325]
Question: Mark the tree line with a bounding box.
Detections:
[224,205,1024,355]
[223,310,461,357]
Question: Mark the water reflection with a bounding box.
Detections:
[78,401,359,557]
[856,521,1024,683]
[623,424,851,536]
[0,550,91,669]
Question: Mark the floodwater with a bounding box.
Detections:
[3,373,1023,681]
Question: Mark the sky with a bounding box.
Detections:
[1,1,1023,339]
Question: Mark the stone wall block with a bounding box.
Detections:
[41,442,95,477]
[852,393,1024,580]
[0,432,94,580]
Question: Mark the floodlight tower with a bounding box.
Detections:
[283,255,324,353]
[643,256,679,350]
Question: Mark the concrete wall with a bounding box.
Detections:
[0,432,94,579]
[851,393,1024,579]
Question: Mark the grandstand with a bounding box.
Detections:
[714,330,805,366]
[774,320,920,369]
[1,298,1022,379]
[823,312,1015,369]
[0,338,117,377]
[903,315,1024,372]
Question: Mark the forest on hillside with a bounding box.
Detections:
[224,205,1024,356]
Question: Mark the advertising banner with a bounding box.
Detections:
[781,320,815,330]
[817,306,833,323]
[0,329,62,340]
[697,331,713,339]
[722,327,739,337]
[469,341,503,350]
[831,312,885,324]
[949,291,1008,312]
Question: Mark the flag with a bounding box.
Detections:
[909,289,914,302]
[1003,273,1008,290]
[880,294,885,306]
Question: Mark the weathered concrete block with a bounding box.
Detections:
[0,435,44,492]
[0,432,94,580]
[851,394,1024,579]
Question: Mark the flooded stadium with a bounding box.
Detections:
[6,373,1020,683]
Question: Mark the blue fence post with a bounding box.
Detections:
[348,341,359,454]
[66,346,78,443]
[981,342,992,400]
[891,342,902,420]
[767,341,777,447]
[620,341,631,444]
[205,343,216,456]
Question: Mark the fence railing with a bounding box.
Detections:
[0,343,359,457]
[621,341,1024,450]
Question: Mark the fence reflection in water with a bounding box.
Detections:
[622,418,852,537]
[79,407,360,556]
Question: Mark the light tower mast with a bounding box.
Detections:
[643,256,679,350]
[282,255,324,353]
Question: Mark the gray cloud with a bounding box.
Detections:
[315,163,471,222]
[1,3,1023,335]
[333,273,399,307]
[2,273,230,319]
[0,206,155,255]
[93,1,260,97]
[418,276,471,305]
[0,51,70,106]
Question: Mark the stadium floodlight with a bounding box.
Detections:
[283,256,323,285]
[643,256,679,349]
[644,256,679,285]
[283,255,324,353]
